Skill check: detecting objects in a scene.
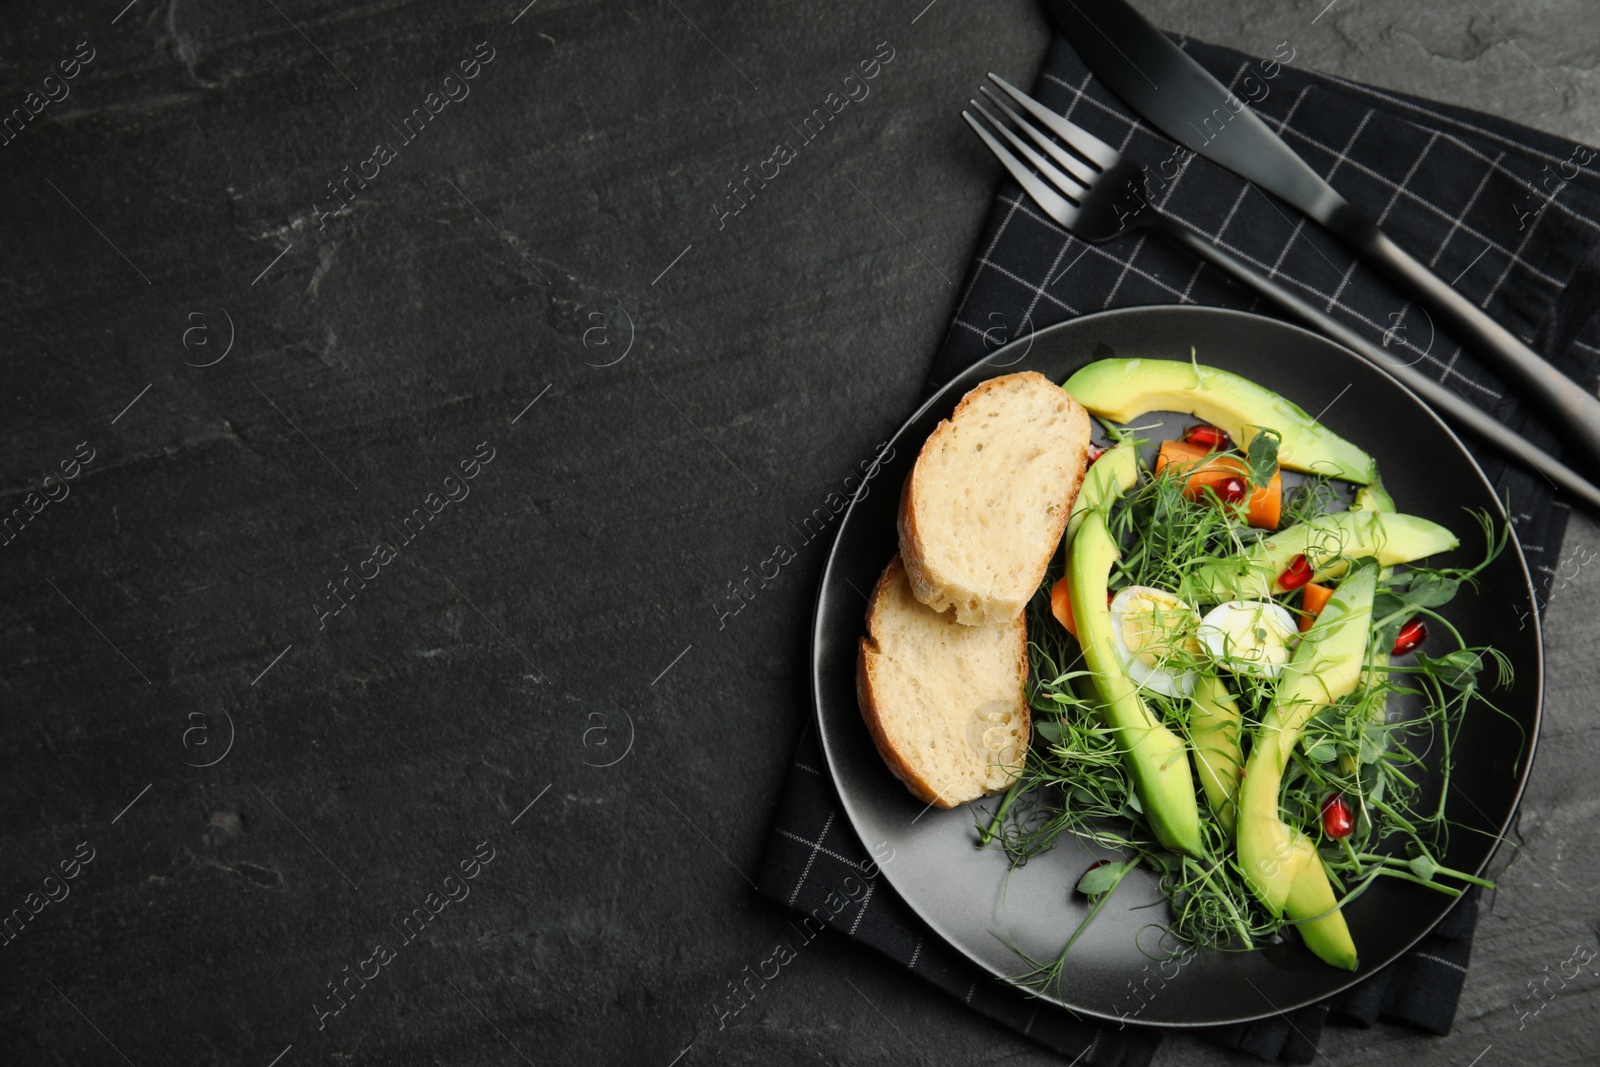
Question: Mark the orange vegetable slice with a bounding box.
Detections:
[1155,439,1282,530]
[1050,574,1076,637]
[1299,581,1334,632]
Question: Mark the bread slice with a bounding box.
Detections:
[898,371,1091,625]
[856,556,1029,809]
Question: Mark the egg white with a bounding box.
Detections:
[1196,600,1299,679]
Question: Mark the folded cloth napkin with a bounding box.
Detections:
[759,31,1600,1066]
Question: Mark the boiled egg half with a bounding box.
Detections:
[1197,600,1299,679]
[1108,586,1203,698]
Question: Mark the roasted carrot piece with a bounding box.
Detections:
[1249,469,1283,530]
[1155,440,1282,530]
[1299,581,1335,632]
[1156,438,1216,467]
[1050,574,1076,637]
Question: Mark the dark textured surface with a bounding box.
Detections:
[1,2,1596,1065]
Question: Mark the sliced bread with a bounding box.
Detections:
[856,555,1029,809]
[898,371,1091,625]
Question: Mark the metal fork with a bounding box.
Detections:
[963,73,1600,513]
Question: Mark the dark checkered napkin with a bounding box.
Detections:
[760,32,1600,1066]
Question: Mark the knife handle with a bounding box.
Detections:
[1162,223,1600,514]
[1336,208,1600,475]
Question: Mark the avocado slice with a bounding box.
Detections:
[1067,443,1224,850]
[1065,439,1140,543]
[1189,673,1244,833]
[1236,562,1376,971]
[1339,479,1394,774]
[1352,480,1394,513]
[1068,510,1206,858]
[1184,510,1457,603]
[1282,836,1360,971]
[1063,358,1377,485]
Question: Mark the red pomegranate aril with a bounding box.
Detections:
[1321,795,1354,839]
[1392,618,1429,655]
[1183,423,1232,451]
[1087,445,1106,465]
[1215,476,1248,504]
[1279,553,1313,591]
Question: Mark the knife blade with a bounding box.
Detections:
[1045,0,1600,477]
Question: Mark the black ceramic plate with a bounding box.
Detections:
[813,305,1543,1027]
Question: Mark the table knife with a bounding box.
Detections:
[1045,0,1600,478]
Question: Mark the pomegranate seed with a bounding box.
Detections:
[1183,423,1232,451]
[1087,445,1106,465]
[1321,795,1354,839]
[1214,477,1248,505]
[1279,554,1313,591]
[1392,618,1429,655]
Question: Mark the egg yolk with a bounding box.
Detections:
[1118,593,1201,667]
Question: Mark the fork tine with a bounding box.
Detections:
[986,73,1118,170]
[977,86,1096,190]
[962,106,1080,228]
[968,98,1091,210]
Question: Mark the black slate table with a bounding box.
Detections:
[3,1,1597,1064]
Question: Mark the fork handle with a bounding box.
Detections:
[1162,224,1600,514]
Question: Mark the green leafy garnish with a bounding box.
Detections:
[1245,427,1281,490]
[1077,860,1135,897]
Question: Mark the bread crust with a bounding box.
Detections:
[855,556,1030,809]
[898,371,1090,625]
